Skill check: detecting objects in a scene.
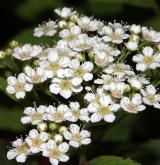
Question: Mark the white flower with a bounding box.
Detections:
[42,139,69,165]
[21,106,47,125]
[142,27,160,42]
[39,49,70,78]
[63,124,91,148]
[128,76,149,90]
[102,26,129,44]
[54,7,76,18]
[87,95,120,123]
[129,24,141,34]
[6,73,33,99]
[133,47,160,71]
[84,88,105,104]
[13,44,42,61]
[77,16,103,31]
[59,25,81,42]
[65,59,93,86]
[46,104,69,123]
[49,76,83,99]
[38,48,53,61]
[141,85,160,108]
[34,21,57,37]
[109,82,126,98]
[120,94,146,113]
[94,42,121,67]
[65,102,90,122]
[94,74,124,91]
[69,34,94,52]
[103,63,134,78]
[24,66,48,84]
[126,41,138,51]
[7,138,29,163]
[25,129,48,153]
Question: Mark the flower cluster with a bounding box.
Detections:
[7,7,160,164]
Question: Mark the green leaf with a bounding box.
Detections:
[89,156,141,165]
[0,106,25,132]
[102,115,137,142]
[16,0,63,21]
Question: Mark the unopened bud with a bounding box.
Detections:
[9,40,19,48]
[33,60,40,67]
[126,41,138,51]
[68,21,75,29]
[49,123,58,131]
[59,126,68,134]
[54,134,63,143]
[37,123,47,131]
[0,51,6,60]
[58,20,67,29]
[70,15,78,23]
[5,48,13,56]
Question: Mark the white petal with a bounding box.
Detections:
[83,73,93,81]
[6,86,15,94]
[58,142,69,153]
[63,131,72,140]
[81,138,91,145]
[69,124,80,134]
[16,154,27,163]
[72,77,82,86]
[49,158,59,165]
[143,47,153,56]
[59,155,69,162]
[90,113,102,122]
[60,89,72,99]
[15,92,25,99]
[83,62,93,71]
[7,150,17,160]
[136,63,148,71]
[49,84,61,94]
[69,141,80,148]
[104,114,115,123]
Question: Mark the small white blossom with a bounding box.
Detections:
[24,66,48,84]
[34,21,57,37]
[54,7,76,19]
[46,104,69,123]
[142,27,160,42]
[133,47,160,71]
[129,24,141,34]
[69,34,94,52]
[77,16,103,31]
[7,139,29,163]
[49,76,83,99]
[6,73,33,99]
[141,85,160,108]
[65,59,93,85]
[120,94,146,113]
[63,124,91,148]
[87,95,120,123]
[25,129,48,153]
[42,139,69,165]
[21,106,47,125]
[126,41,138,51]
[39,49,70,78]
[103,63,134,78]
[94,42,121,66]
[65,102,90,122]
[13,44,42,61]
[102,26,129,44]
[59,25,81,42]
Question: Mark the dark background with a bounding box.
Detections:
[0,0,160,165]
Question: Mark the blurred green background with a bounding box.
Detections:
[0,0,160,165]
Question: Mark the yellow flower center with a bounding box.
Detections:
[31,74,43,84]
[74,67,85,77]
[127,103,137,111]
[49,62,60,73]
[98,106,111,116]
[72,110,80,118]
[14,83,25,92]
[31,137,42,148]
[146,94,155,103]
[111,33,121,41]
[53,112,64,121]
[49,149,61,159]
[60,80,72,90]
[71,133,82,143]
[143,56,153,65]
[16,144,28,155]
[31,113,43,121]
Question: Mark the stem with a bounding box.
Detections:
[79,147,87,165]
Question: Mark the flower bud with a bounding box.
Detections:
[49,123,58,131]
[37,123,47,132]
[130,34,140,42]
[33,60,40,67]
[0,51,6,60]
[58,20,67,29]
[129,24,141,34]
[59,126,68,134]
[68,21,75,29]
[54,134,63,143]
[76,54,85,62]
[88,51,95,60]
[124,84,131,92]
[5,48,13,56]
[9,40,19,48]
[48,133,52,139]
[126,41,138,51]
[70,15,78,23]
